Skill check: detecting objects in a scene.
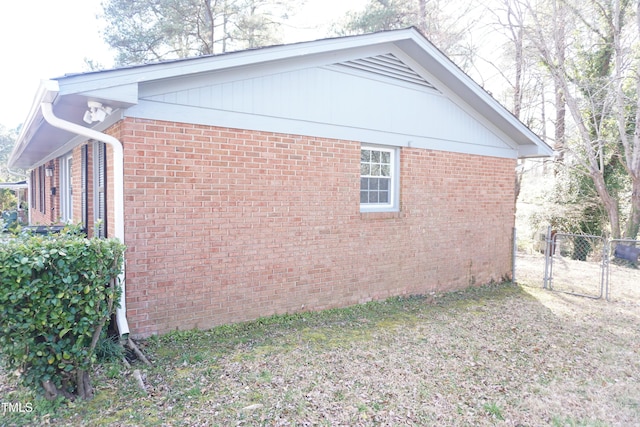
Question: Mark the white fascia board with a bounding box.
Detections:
[518,143,554,158]
[76,83,139,106]
[9,80,126,170]
[30,111,124,169]
[391,47,519,153]
[395,36,553,158]
[8,80,60,169]
[54,30,421,96]
[139,45,392,98]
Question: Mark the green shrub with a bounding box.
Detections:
[0,227,125,400]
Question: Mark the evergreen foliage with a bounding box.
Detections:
[0,227,125,400]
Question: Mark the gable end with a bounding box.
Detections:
[331,53,435,90]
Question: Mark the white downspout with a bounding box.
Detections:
[40,102,130,337]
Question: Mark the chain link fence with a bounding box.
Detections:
[606,239,640,301]
[543,231,605,299]
[514,227,639,303]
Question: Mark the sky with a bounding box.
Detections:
[0,0,367,130]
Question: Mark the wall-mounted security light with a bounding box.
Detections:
[45,165,54,177]
[83,101,113,124]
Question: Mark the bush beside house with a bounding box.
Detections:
[0,229,125,400]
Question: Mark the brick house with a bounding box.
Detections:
[8,28,552,338]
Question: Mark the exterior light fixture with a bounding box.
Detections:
[83,101,113,124]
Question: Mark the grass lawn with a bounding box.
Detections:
[1,278,639,426]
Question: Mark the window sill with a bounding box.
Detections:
[359,210,402,220]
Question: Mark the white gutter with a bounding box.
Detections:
[40,102,130,337]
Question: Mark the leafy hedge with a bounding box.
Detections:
[0,228,125,399]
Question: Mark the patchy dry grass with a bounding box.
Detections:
[2,271,640,426]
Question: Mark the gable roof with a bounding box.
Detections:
[9,27,552,169]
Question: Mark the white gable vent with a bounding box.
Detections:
[332,53,435,89]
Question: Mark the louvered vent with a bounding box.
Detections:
[333,53,435,89]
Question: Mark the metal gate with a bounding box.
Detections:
[543,228,606,299]
[606,239,640,301]
[539,227,640,301]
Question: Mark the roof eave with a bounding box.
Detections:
[10,28,553,169]
[52,29,424,95]
[394,30,553,158]
[8,80,60,169]
[518,142,554,158]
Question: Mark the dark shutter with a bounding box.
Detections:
[96,142,108,238]
[39,166,45,214]
[97,142,107,238]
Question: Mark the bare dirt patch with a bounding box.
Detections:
[2,279,639,426]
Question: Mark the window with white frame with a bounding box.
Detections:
[360,145,399,212]
[60,154,73,223]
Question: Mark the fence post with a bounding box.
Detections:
[512,227,517,284]
[543,226,552,289]
[601,239,609,300]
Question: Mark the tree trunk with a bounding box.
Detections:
[515,170,523,201]
[418,0,427,33]
[76,370,94,400]
[42,380,74,401]
[591,170,621,239]
[553,83,565,163]
[624,177,640,239]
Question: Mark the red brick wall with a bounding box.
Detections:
[28,137,121,239]
[117,118,516,337]
[31,147,88,229]
[29,167,46,225]
[30,161,61,225]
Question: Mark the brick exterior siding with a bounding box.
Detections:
[30,161,59,225]
[113,118,516,337]
[29,167,47,225]
[30,144,103,234]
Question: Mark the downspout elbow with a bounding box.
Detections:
[40,102,130,337]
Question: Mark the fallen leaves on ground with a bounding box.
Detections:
[2,259,639,426]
